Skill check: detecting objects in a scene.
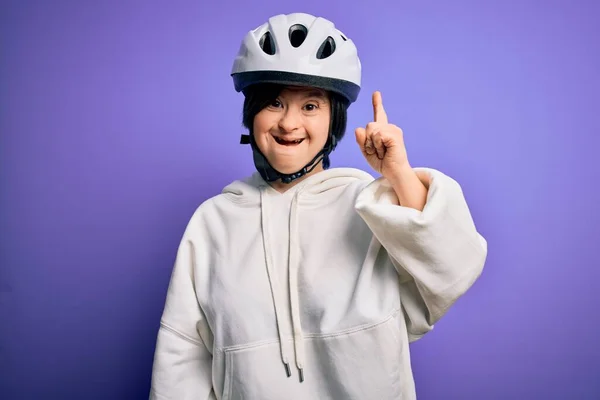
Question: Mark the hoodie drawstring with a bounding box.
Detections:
[288,192,305,382]
[260,188,292,377]
[259,187,306,382]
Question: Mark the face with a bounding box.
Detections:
[253,86,331,176]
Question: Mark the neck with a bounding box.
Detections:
[268,162,325,193]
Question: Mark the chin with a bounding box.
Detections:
[266,155,310,174]
[270,161,305,174]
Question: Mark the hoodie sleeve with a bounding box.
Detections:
[354,167,487,342]
[149,236,215,400]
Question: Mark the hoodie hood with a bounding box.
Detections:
[222,167,374,204]
[220,167,374,382]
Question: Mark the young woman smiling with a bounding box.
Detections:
[150,12,487,400]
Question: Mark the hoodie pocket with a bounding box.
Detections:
[221,312,403,400]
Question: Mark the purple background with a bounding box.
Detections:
[1,0,599,399]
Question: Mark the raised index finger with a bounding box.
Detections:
[372,91,388,124]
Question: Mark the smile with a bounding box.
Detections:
[274,137,305,146]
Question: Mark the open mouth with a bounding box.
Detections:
[274,137,305,146]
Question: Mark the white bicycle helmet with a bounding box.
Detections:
[231,13,362,103]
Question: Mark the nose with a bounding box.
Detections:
[278,108,301,133]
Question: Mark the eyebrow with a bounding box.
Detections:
[299,90,328,103]
[305,90,326,99]
[286,87,327,99]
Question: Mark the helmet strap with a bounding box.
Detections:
[240,133,337,184]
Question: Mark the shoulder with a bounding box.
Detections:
[295,167,375,210]
[176,174,254,229]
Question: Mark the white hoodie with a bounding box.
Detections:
[149,167,487,400]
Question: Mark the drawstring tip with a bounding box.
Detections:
[298,368,304,383]
[284,362,292,378]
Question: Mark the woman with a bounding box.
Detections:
[150,12,487,400]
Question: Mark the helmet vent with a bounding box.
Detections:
[316,36,336,59]
[289,24,308,48]
[259,31,276,55]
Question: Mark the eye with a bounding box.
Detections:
[303,103,318,111]
[269,99,282,108]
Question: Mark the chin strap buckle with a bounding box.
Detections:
[240,134,251,145]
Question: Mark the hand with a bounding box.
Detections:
[355,91,410,179]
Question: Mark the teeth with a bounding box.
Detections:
[276,138,303,144]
